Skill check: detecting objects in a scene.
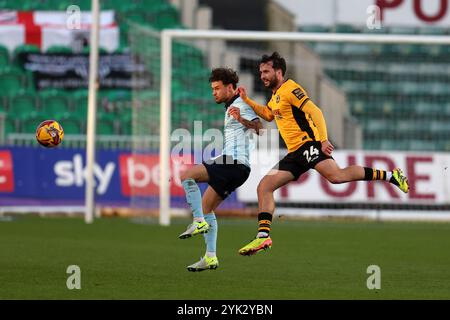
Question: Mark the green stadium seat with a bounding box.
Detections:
[188,80,212,96]
[342,44,372,55]
[119,116,132,135]
[99,89,132,111]
[365,119,393,133]
[0,68,24,95]
[0,45,10,66]
[386,44,417,56]
[173,42,204,60]
[362,27,388,34]
[81,46,109,54]
[97,107,116,122]
[438,45,450,57]
[334,24,361,33]
[3,116,17,136]
[349,100,365,115]
[298,25,330,33]
[171,79,185,94]
[22,70,36,93]
[145,3,180,29]
[20,114,45,134]
[21,2,45,10]
[9,91,37,120]
[409,139,435,151]
[378,44,415,58]
[53,0,91,10]
[380,140,401,150]
[397,121,418,133]
[389,26,417,34]
[0,94,7,112]
[363,139,381,150]
[0,0,21,9]
[97,119,116,135]
[173,90,202,102]
[46,45,73,54]
[444,103,450,116]
[12,44,40,65]
[418,27,448,35]
[70,90,89,121]
[413,102,435,116]
[395,82,423,95]
[380,101,394,115]
[39,90,71,119]
[428,83,448,96]
[172,68,208,86]
[123,10,146,24]
[119,124,132,136]
[30,0,53,10]
[430,121,449,134]
[313,43,342,55]
[440,140,450,151]
[113,45,130,54]
[70,95,115,123]
[107,1,136,11]
[339,80,367,94]
[116,103,133,123]
[427,45,445,57]
[134,90,160,101]
[57,116,83,135]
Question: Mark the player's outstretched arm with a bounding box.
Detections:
[237,86,274,121]
[302,100,333,155]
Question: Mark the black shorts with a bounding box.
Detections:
[275,141,333,180]
[203,155,251,199]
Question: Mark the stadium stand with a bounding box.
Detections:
[0,1,448,153]
[0,0,214,144]
[300,24,450,152]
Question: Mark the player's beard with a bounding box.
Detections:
[215,92,233,104]
[264,75,279,90]
[215,97,226,104]
[214,95,225,104]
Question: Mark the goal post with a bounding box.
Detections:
[159,31,172,226]
[148,29,450,225]
[84,0,100,224]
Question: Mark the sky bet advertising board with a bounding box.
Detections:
[0,146,235,208]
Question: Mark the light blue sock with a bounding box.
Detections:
[204,213,217,254]
[181,178,204,219]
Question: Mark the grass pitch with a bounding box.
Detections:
[1,215,450,299]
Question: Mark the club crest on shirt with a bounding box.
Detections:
[276,95,280,103]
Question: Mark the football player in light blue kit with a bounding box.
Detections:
[179,68,261,271]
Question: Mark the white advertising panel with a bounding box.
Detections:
[238,149,450,205]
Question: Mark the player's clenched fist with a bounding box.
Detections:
[228,106,241,121]
[321,140,334,156]
[237,86,247,100]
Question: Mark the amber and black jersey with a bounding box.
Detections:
[244,79,328,153]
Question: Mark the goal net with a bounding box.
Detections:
[128,25,450,224]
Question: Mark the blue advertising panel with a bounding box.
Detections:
[0,146,243,209]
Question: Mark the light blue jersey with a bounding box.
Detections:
[222,95,259,168]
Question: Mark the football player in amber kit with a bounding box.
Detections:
[231,52,409,256]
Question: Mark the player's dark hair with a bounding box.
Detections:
[260,52,286,76]
[209,68,239,89]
